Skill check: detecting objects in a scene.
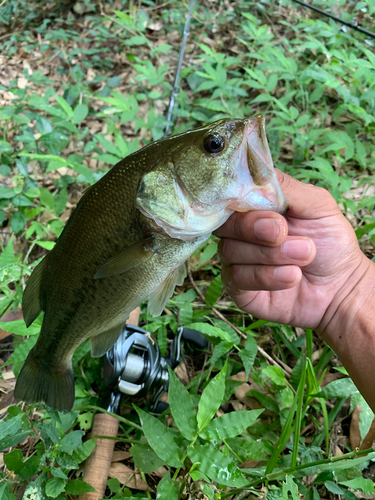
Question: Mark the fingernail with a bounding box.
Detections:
[281,240,312,261]
[274,266,298,283]
[253,218,280,243]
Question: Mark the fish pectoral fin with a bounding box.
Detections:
[22,255,49,327]
[94,238,155,279]
[148,263,187,317]
[90,323,125,358]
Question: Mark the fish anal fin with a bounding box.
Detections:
[14,345,75,413]
[148,263,187,317]
[90,323,125,358]
[94,238,155,279]
[22,256,48,328]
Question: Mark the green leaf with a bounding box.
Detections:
[0,186,16,199]
[45,477,66,498]
[60,430,84,453]
[0,319,40,336]
[95,134,122,157]
[178,301,193,325]
[130,442,165,473]
[168,366,197,440]
[54,188,68,216]
[266,72,278,92]
[72,438,96,463]
[156,473,178,499]
[0,235,21,268]
[0,140,13,154]
[325,481,345,495]
[36,241,56,250]
[11,211,27,233]
[263,365,287,387]
[65,479,96,495]
[4,449,23,473]
[51,467,68,479]
[247,389,279,413]
[185,322,231,342]
[39,187,55,210]
[56,452,79,469]
[199,409,263,441]
[357,397,374,443]
[187,445,248,487]
[238,335,257,380]
[199,242,218,266]
[316,378,357,399]
[107,478,121,494]
[6,335,38,377]
[340,478,375,494]
[205,274,223,307]
[134,406,181,468]
[73,103,89,124]
[197,362,227,431]
[22,476,45,500]
[55,95,74,119]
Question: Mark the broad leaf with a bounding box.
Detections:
[134,407,181,468]
[238,335,258,379]
[130,442,165,473]
[156,473,178,500]
[168,367,197,440]
[197,362,227,431]
[199,409,263,441]
[187,445,248,487]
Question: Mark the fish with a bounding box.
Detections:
[14,115,287,412]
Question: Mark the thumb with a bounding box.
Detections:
[276,169,340,219]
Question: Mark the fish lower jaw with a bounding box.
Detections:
[227,185,287,215]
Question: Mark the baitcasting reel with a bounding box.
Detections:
[103,324,208,413]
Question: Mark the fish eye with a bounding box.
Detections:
[203,134,225,154]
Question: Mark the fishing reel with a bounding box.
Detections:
[103,324,208,413]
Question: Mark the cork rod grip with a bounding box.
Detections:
[80,413,119,500]
[79,307,141,500]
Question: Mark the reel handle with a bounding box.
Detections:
[79,307,140,500]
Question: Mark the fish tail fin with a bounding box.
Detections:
[14,346,75,413]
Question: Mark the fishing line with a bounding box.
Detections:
[164,0,196,137]
[288,0,375,39]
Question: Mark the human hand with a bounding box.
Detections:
[215,170,373,336]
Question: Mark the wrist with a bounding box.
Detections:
[318,256,375,348]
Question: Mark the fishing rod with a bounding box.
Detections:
[289,0,375,40]
[164,0,196,136]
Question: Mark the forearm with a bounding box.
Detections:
[319,258,375,412]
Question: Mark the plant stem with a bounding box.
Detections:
[221,447,375,498]
[73,405,143,432]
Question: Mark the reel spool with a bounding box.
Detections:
[103,324,208,413]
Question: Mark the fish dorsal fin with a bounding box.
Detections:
[94,238,155,279]
[148,263,187,317]
[22,256,49,327]
[90,323,125,358]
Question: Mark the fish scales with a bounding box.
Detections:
[15,117,287,412]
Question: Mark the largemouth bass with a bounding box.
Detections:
[15,116,286,412]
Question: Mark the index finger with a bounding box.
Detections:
[214,210,288,246]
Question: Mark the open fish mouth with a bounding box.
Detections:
[225,115,287,215]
